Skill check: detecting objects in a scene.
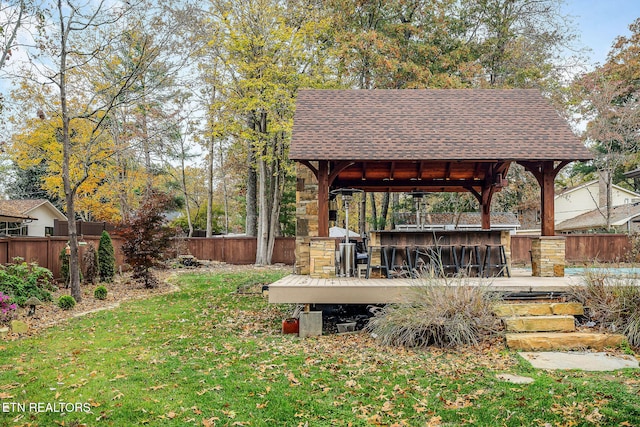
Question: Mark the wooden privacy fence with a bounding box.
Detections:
[0,236,296,278]
[0,236,126,280]
[1,234,632,278]
[511,234,633,264]
[184,237,296,265]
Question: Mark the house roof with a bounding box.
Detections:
[0,199,66,222]
[556,203,640,231]
[555,179,640,200]
[290,89,592,162]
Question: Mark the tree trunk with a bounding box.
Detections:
[206,133,215,237]
[381,192,390,230]
[370,192,378,230]
[58,1,81,302]
[246,112,258,237]
[359,192,366,236]
[179,140,193,237]
[220,138,229,234]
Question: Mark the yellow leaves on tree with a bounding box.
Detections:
[9,114,141,222]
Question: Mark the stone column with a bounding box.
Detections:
[295,163,319,274]
[500,230,512,272]
[531,236,566,277]
[309,238,337,278]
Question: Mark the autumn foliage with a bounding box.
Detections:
[119,191,176,288]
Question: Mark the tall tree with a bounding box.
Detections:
[209,0,332,264]
[570,19,640,230]
[462,0,579,89]
[10,0,157,301]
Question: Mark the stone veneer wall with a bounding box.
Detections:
[309,238,337,278]
[295,163,319,275]
[531,236,566,277]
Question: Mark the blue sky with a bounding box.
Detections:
[562,0,640,68]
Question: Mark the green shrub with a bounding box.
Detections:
[83,244,99,285]
[98,231,115,282]
[58,295,76,310]
[59,247,82,285]
[569,270,640,348]
[94,285,107,300]
[0,258,55,306]
[366,277,501,348]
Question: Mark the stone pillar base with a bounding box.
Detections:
[299,311,322,337]
[531,236,566,277]
[309,238,336,278]
[294,237,311,275]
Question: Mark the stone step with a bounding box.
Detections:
[505,332,627,351]
[503,315,575,332]
[494,302,584,317]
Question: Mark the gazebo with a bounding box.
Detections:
[290,89,592,278]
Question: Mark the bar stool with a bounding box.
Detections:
[366,245,390,279]
[434,245,459,276]
[413,245,437,277]
[483,244,510,277]
[459,244,483,277]
[388,245,412,278]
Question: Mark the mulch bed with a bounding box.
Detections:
[2,261,290,340]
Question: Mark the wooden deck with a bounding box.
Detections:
[268,268,582,304]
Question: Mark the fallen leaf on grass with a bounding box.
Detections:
[222,409,236,419]
[202,417,219,427]
[148,384,168,391]
[381,400,395,412]
[0,392,14,399]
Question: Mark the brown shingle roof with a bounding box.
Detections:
[0,199,47,220]
[556,203,640,231]
[290,89,592,162]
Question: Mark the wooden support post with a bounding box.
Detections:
[519,161,569,237]
[541,162,556,236]
[481,182,493,230]
[318,161,329,237]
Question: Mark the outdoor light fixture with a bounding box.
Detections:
[410,191,428,230]
[330,188,363,277]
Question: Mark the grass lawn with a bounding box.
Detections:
[1,269,639,426]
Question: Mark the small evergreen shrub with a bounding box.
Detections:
[83,244,99,285]
[94,285,108,300]
[58,295,76,310]
[59,246,70,285]
[0,259,55,306]
[98,231,116,282]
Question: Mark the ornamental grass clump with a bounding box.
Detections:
[366,275,501,348]
[569,269,640,348]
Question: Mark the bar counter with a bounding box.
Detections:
[368,229,506,247]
